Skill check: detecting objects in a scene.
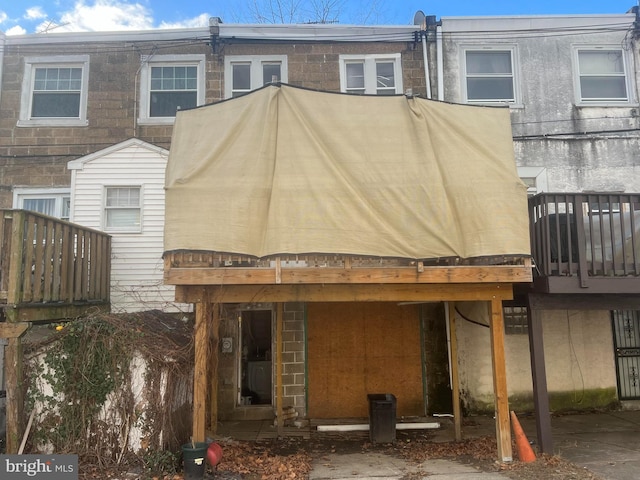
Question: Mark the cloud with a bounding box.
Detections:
[6,25,27,35]
[0,11,7,24]
[158,13,210,29]
[25,7,47,20]
[46,0,154,32]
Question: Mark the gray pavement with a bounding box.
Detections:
[217,409,640,480]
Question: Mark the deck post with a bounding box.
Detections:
[489,298,512,462]
[276,302,284,437]
[527,295,553,454]
[447,302,462,441]
[3,322,30,454]
[193,302,211,442]
[209,304,220,434]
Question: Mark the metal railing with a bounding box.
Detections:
[529,193,640,279]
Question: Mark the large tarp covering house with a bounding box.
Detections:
[164,84,529,260]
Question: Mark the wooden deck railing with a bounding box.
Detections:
[529,193,640,292]
[0,209,111,322]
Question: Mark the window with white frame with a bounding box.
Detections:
[104,186,141,232]
[18,55,90,127]
[224,55,287,98]
[574,47,630,104]
[13,188,70,220]
[339,54,403,95]
[462,47,518,104]
[138,54,206,124]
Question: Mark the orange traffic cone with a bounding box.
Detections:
[510,410,536,463]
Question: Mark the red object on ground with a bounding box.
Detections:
[207,442,223,466]
[510,411,536,463]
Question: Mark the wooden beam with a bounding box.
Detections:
[489,298,513,462]
[7,211,25,305]
[448,302,462,442]
[2,302,110,323]
[209,304,221,434]
[193,302,210,443]
[175,283,514,304]
[0,322,30,339]
[5,337,23,454]
[527,300,553,454]
[165,265,532,286]
[276,303,284,437]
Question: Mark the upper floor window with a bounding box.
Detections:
[13,187,70,220]
[339,54,403,95]
[224,55,287,98]
[462,47,518,104]
[574,47,631,104]
[104,186,142,233]
[138,54,206,125]
[18,55,90,127]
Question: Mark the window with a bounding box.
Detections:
[574,47,631,104]
[104,186,141,232]
[138,55,206,124]
[339,54,403,95]
[224,55,287,98]
[462,47,518,104]
[503,306,529,335]
[18,55,90,127]
[13,188,70,220]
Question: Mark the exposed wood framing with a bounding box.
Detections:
[0,322,30,338]
[193,302,211,442]
[489,298,512,462]
[176,283,514,304]
[276,303,284,436]
[209,304,221,435]
[448,302,462,442]
[5,337,24,453]
[166,264,531,286]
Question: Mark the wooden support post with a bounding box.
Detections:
[527,296,553,454]
[276,302,284,437]
[447,302,462,441]
[489,298,513,462]
[193,302,210,443]
[209,304,221,435]
[2,322,29,454]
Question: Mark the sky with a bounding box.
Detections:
[0,0,637,36]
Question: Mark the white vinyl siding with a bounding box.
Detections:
[68,140,187,313]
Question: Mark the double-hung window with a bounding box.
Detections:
[18,55,90,127]
[224,55,287,98]
[574,47,631,104]
[13,187,71,220]
[462,47,518,104]
[104,186,142,233]
[339,54,403,95]
[138,54,206,124]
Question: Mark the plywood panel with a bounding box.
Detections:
[307,302,423,418]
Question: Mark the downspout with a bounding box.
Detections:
[436,23,444,101]
[422,32,431,99]
[0,32,5,108]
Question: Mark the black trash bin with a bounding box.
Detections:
[367,393,396,443]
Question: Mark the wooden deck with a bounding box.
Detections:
[0,209,111,323]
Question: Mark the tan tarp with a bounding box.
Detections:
[164,84,530,259]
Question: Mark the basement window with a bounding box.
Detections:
[503,306,528,335]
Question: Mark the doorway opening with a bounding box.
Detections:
[239,309,273,406]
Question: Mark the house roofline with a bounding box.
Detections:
[67,138,168,170]
[440,13,635,32]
